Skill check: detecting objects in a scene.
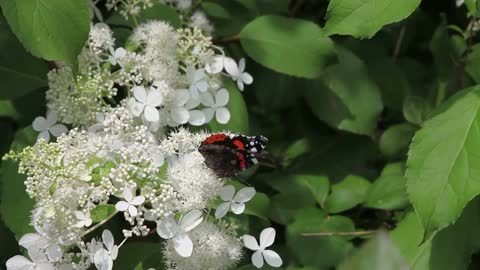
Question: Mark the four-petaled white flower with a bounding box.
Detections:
[215,185,255,219]
[205,55,224,74]
[108,47,127,66]
[6,250,55,270]
[167,90,205,126]
[186,66,208,99]
[224,57,253,91]
[19,232,62,262]
[200,88,230,124]
[74,210,93,228]
[93,230,119,270]
[32,111,68,142]
[127,86,163,122]
[243,227,283,268]
[115,189,145,217]
[157,209,203,257]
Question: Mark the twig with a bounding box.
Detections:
[212,34,240,45]
[301,230,377,237]
[289,0,305,17]
[393,26,406,62]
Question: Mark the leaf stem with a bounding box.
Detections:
[301,230,377,237]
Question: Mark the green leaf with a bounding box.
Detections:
[403,96,433,126]
[339,232,408,270]
[379,123,416,159]
[0,17,48,99]
[0,100,17,118]
[114,242,164,270]
[208,79,249,134]
[0,0,90,64]
[106,2,181,28]
[365,163,409,210]
[244,192,270,220]
[91,205,117,223]
[406,86,480,238]
[0,127,36,238]
[466,44,480,84]
[0,219,18,266]
[134,262,144,270]
[287,208,354,269]
[391,199,480,270]
[325,175,371,213]
[294,174,330,207]
[324,0,421,38]
[239,15,336,78]
[269,191,316,225]
[304,47,383,136]
[465,0,480,17]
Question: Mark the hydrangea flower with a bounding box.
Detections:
[186,66,209,99]
[243,227,283,268]
[6,251,54,270]
[108,47,127,66]
[32,111,68,142]
[92,230,119,270]
[215,185,255,219]
[74,210,93,228]
[157,210,203,257]
[200,88,230,124]
[127,86,163,122]
[115,189,145,217]
[224,57,253,91]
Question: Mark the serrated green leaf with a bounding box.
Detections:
[325,175,371,213]
[240,15,336,78]
[379,123,416,159]
[269,192,316,225]
[304,47,383,136]
[324,0,421,38]
[0,0,90,64]
[339,231,408,270]
[406,86,480,239]
[287,208,354,269]
[365,163,409,210]
[91,205,117,223]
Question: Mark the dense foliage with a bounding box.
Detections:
[1,0,480,269]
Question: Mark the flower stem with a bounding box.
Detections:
[301,230,377,237]
[80,210,119,238]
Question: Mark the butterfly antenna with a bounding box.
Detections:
[234,175,252,187]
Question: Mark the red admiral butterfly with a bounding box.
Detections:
[198,133,268,178]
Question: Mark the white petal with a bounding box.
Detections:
[46,244,62,262]
[224,57,240,76]
[251,251,264,268]
[189,85,199,100]
[45,111,58,127]
[205,56,224,74]
[37,262,55,270]
[151,152,164,166]
[259,227,276,249]
[173,90,190,106]
[188,110,205,126]
[263,250,283,267]
[19,233,48,250]
[241,72,253,85]
[146,90,163,107]
[115,47,126,58]
[123,189,133,202]
[32,117,48,131]
[115,201,129,212]
[128,205,138,217]
[193,69,206,82]
[131,196,145,206]
[219,185,235,201]
[102,230,115,251]
[157,217,178,239]
[85,217,93,227]
[126,99,145,117]
[231,202,246,214]
[186,66,196,82]
[215,107,230,124]
[202,108,215,123]
[37,130,50,142]
[215,202,231,219]
[173,234,193,257]
[6,255,34,270]
[242,234,260,251]
[237,80,245,91]
[49,124,68,137]
[170,108,190,124]
[185,97,201,110]
[238,58,246,72]
[111,245,118,260]
[74,211,84,219]
[133,86,147,104]
[199,92,215,107]
[28,248,47,263]
[234,187,256,203]
[215,88,229,107]
[195,80,209,93]
[144,106,160,122]
[180,210,203,232]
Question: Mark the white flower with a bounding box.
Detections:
[74,210,93,228]
[127,86,163,122]
[224,57,253,91]
[93,230,119,270]
[19,233,62,262]
[186,66,208,99]
[88,0,104,21]
[108,47,127,66]
[6,251,54,270]
[32,111,68,142]
[200,88,230,124]
[167,90,206,126]
[215,185,255,219]
[243,227,282,268]
[157,209,203,257]
[205,55,224,74]
[115,189,145,217]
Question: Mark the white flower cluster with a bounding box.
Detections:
[46,21,252,131]
[5,108,280,270]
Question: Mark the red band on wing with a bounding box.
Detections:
[236,152,246,170]
[233,139,245,150]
